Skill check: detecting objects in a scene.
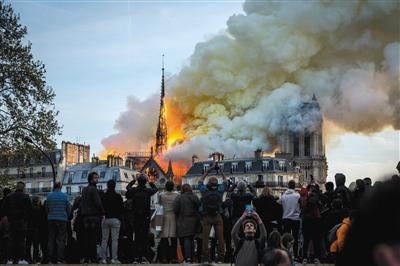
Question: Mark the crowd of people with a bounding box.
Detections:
[0,165,399,266]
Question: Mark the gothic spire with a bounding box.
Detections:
[155,54,168,155]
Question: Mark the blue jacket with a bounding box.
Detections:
[46,189,71,222]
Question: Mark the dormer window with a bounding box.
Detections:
[245,161,252,172]
[203,164,210,173]
[262,161,268,171]
[231,162,238,173]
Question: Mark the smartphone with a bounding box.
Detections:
[245,204,253,214]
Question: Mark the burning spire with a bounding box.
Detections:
[155,54,168,155]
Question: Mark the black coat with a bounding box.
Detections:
[80,184,104,217]
[2,190,32,221]
[253,196,283,224]
[125,182,158,218]
[101,190,124,220]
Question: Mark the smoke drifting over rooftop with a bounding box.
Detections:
[102,0,400,161]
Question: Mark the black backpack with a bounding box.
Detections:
[203,190,222,216]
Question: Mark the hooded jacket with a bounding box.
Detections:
[281,189,301,220]
[330,217,351,253]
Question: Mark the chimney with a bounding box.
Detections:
[107,155,114,168]
[91,155,99,167]
[255,148,262,161]
[192,154,198,165]
[211,152,224,162]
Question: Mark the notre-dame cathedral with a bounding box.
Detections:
[275,94,328,185]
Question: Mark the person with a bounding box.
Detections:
[70,196,83,263]
[253,187,283,236]
[363,177,373,195]
[198,163,227,263]
[336,178,400,266]
[80,172,105,263]
[268,230,282,249]
[280,180,301,259]
[125,174,158,264]
[0,187,12,264]
[322,199,348,246]
[333,173,352,209]
[231,210,267,266]
[158,181,179,263]
[221,191,234,263]
[25,196,42,263]
[301,186,323,264]
[174,183,200,263]
[230,181,256,225]
[281,233,295,266]
[46,181,71,263]
[321,182,335,209]
[100,179,124,264]
[352,179,366,210]
[2,181,32,265]
[261,248,292,266]
[329,214,353,254]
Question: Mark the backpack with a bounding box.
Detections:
[203,190,222,216]
[233,238,264,262]
[327,222,342,244]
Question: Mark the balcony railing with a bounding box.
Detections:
[25,187,52,194]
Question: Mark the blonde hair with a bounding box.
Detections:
[261,187,273,197]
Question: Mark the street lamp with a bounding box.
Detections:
[24,136,56,189]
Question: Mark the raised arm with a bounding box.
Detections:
[149,181,159,195]
[231,210,248,247]
[253,211,267,241]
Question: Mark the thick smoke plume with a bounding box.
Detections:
[102,0,400,161]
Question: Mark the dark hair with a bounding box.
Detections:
[325,181,334,191]
[268,230,282,249]
[261,248,291,266]
[281,233,294,249]
[2,187,11,198]
[54,181,62,189]
[165,181,174,192]
[288,180,296,189]
[87,172,99,183]
[16,181,25,190]
[336,179,400,266]
[107,179,116,190]
[181,184,192,193]
[137,174,147,186]
[363,177,372,186]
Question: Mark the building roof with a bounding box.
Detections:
[0,149,63,168]
[62,162,138,185]
[185,157,295,177]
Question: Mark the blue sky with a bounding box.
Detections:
[9,0,399,184]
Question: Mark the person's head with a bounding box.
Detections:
[268,230,282,249]
[87,172,99,185]
[325,181,334,192]
[16,181,25,191]
[1,187,11,198]
[288,180,296,190]
[242,218,257,236]
[281,233,294,249]
[137,174,148,187]
[181,183,192,194]
[207,176,218,191]
[31,195,41,207]
[107,179,116,191]
[261,248,291,266]
[53,181,62,190]
[261,186,273,198]
[165,181,174,192]
[363,177,372,186]
[237,181,246,192]
[355,179,365,192]
[335,173,346,186]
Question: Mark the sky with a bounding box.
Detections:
[8,0,400,185]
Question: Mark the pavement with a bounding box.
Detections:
[44,263,334,266]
